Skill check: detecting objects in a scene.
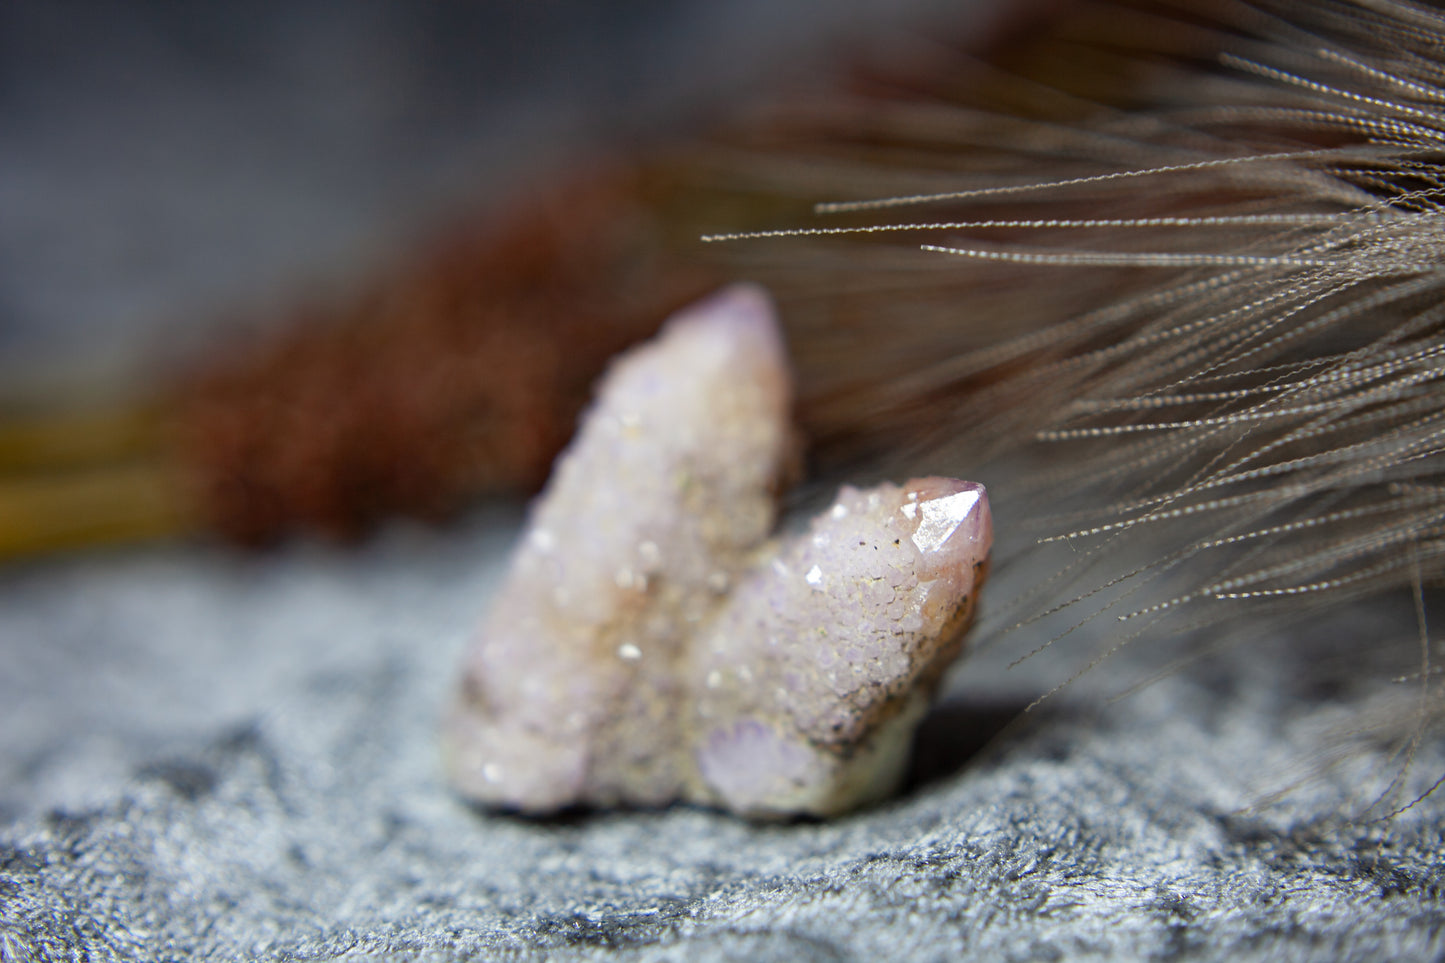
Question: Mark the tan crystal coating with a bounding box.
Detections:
[443,285,992,816]
[444,284,792,810]
[689,477,991,816]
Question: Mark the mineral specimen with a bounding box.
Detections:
[443,284,992,817]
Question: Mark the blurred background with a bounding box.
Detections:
[0,0,1040,559]
[0,0,988,398]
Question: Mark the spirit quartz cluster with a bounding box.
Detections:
[443,285,991,818]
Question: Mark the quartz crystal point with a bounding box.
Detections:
[690,477,991,817]
[444,284,793,812]
[443,284,992,817]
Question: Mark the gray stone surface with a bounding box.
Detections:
[2,507,1443,961]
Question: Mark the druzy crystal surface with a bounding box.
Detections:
[443,284,992,817]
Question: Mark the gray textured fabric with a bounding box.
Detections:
[3,2,1444,960]
[2,509,1443,962]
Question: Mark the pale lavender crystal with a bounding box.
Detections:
[689,477,991,817]
[442,284,992,817]
[443,284,793,812]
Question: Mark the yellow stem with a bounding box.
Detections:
[0,458,199,560]
[0,403,167,474]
